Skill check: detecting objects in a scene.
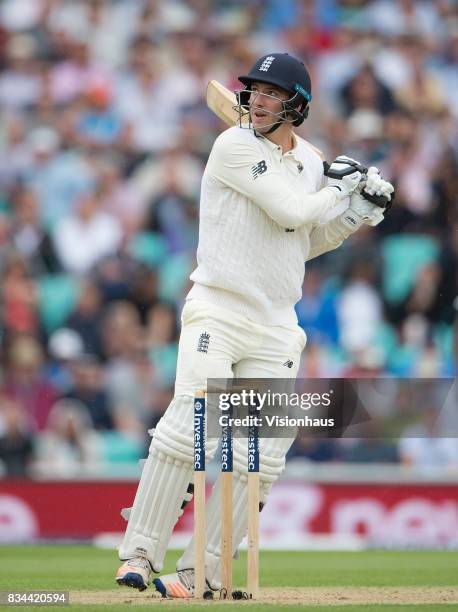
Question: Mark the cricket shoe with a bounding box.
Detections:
[153,569,196,598]
[116,553,152,591]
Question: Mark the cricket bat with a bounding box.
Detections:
[206,80,247,127]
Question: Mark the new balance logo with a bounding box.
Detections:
[297,162,303,173]
[259,56,275,72]
[252,160,267,179]
[283,359,294,368]
[285,228,295,233]
[197,332,210,353]
[343,214,357,226]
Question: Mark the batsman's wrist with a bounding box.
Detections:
[322,185,344,204]
[339,208,364,232]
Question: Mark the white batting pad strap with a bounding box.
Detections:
[119,395,217,572]
[153,396,218,461]
[153,425,199,462]
[121,507,132,521]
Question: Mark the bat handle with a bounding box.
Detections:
[323,161,392,210]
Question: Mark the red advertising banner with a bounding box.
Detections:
[1,480,457,547]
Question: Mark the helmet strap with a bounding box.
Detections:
[263,120,283,134]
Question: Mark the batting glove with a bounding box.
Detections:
[344,191,386,228]
[344,168,393,227]
[363,167,395,201]
[325,155,363,201]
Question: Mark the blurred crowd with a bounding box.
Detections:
[0,0,456,478]
[287,378,458,473]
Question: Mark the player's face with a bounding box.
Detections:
[248,82,289,131]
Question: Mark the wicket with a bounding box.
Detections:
[193,390,207,599]
[193,388,260,600]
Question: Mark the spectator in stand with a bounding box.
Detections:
[1,335,59,432]
[436,30,458,120]
[105,340,157,429]
[287,433,340,463]
[145,301,179,387]
[65,280,105,357]
[52,189,123,275]
[65,353,113,430]
[10,187,59,275]
[97,156,147,235]
[340,421,399,463]
[32,398,104,478]
[93,248,140,304]
[76,79,127,150]
[295,266,339,347]
[171,33,230,106]
[382,109,444,218]
[345,109,386,167]
[146,302,179,348]
[114,36,180,154]
[315,25,364,113]
[0,394,34,477]
[49,34,113,105]
[399,407,458,473]
[1,251,40,336]
[397,262,449,325]
[0,112,31,191]
[46,327,84,394]
[127,265,159,326]
[133,146,202,254]
[0,215,12,265]
[364,0,445,39]
[46,0,138,69]
[101,301,142,361]
[0,34,42,110]
[393,36,447,116]
[391,313,444,377]
[0,0,44,33]
[340,64,396,118]
[337,259,384,358]
[25,126,95,230]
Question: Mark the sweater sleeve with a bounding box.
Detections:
[306,211,364,262]
[208,130,338,229]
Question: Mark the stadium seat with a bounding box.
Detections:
[381,235,439,304]
[38,275,80,333]
[159,253,193,302]
[128,232,168,268]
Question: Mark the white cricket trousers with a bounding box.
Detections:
[175,298,307,394]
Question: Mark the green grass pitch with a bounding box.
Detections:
[0,546,457,611]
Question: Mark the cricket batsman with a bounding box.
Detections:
[115,52,394,597]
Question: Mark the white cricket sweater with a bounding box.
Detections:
[188,127,361,325]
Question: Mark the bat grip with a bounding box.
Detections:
[360,189,394,210]
[323,161,392,210]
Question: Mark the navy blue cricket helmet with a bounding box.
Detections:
[238,53,312,126]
